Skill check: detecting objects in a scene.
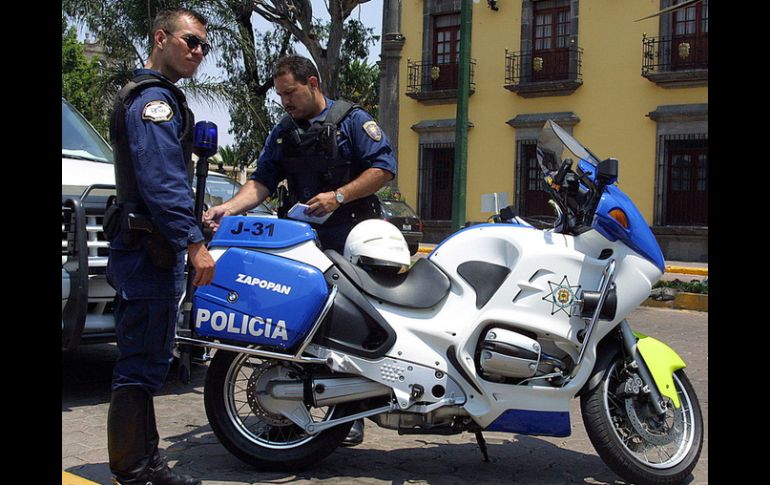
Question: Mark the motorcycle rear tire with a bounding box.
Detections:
[204,349,354,471]
[580,357,703,485]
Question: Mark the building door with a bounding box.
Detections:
[532,0,570,82]
[419,144,455,220]
[520,143,552,217]
[432,13,461,91]
[665,139,708,225]
[671,0,708,70]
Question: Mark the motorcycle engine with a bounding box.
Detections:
[478,328,541,380]
[476,327,573,384]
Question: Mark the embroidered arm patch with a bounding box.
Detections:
[142,100,174,123]
[362,121,383,142]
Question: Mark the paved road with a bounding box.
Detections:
[62,306,707,485]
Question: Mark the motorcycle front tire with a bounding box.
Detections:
[580,357,703,485]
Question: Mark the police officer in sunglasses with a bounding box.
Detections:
[105,8,214,485]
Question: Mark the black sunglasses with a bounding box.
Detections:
[164,30,211,56]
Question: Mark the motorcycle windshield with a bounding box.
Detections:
[536,121,665,272]
[536,120,600,174]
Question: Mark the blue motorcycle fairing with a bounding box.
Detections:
[486,409,571,437]
[576,158,597,183]
[593,185,665,272]
[193,247,329,348]
[210,216,317,249]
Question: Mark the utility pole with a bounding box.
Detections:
[451,0,473,232]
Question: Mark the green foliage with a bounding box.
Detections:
[376,185,403,201]
[317,19,380,115]
[339,58,380,118]
[652,279,708,294]
[62,21,111,137]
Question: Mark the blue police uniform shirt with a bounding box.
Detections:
[250,98,397,194]
[122,68,204,252]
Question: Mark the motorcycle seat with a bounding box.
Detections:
[324,250,451,309]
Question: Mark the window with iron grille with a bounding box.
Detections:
[516,140,552,217]
[418,143,455,220]
[656,134,708,226]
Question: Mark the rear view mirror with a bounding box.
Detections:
[598,158,618,183]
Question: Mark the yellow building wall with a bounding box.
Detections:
[397,0,707,225]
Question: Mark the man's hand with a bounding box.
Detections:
[202,204,231,232]
[305,191,339,216]
[202,179,272,230]
[188,242,215,287]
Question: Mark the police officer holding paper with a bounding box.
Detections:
[203,54,397,444]
[104,8,214,485]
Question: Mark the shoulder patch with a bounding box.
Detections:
[362,120,383,142]
[142,100,174,123]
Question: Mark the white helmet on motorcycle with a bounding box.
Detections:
[343,219,411,274]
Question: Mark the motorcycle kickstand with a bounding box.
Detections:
[474,431,490,462]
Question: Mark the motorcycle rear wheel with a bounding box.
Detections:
[204,350,354,471]
[581,358,703,485]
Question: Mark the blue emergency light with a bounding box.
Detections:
[193,121,218,158]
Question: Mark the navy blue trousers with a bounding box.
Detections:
[112,296,178,394]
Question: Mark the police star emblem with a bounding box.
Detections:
[363,121,383,141]
[542,275,581,317]
[142,100,174,123]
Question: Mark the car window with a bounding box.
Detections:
[380,200,417,218]
[62,99,113,164]
[206,176,242,200]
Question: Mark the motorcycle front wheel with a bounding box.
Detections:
[204,350,354,471]
[581,357,703,485]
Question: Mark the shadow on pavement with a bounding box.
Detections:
[150,425,634,485]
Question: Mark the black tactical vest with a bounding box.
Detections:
[277,99,380,225]
[109,73,194,213]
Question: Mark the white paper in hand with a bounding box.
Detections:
[287,203,332,224]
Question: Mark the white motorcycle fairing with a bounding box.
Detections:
[283,222,662,436]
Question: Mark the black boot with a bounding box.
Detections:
[145,400,201,485]
[144,453,201,485]
[108,386,200,485]
[342,418,364,447]
[108,386,155,484]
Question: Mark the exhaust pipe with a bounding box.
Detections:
[268,376,392,407]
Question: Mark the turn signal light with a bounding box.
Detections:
[609,209,629,229]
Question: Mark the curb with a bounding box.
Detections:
[62,471,99,485]
[417,245,433,254]
[665,265,708,277]
[642,292,708,312]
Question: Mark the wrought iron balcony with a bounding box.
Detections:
[504,45,583,98]
[406,59,476,104]
[641,33,708,87]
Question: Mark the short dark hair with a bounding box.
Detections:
[272,55,322,89]
[150,8,207,45]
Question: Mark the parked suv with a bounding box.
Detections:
[379,198,424,255]
[62,98,116,351]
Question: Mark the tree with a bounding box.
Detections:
[250,0,373,99]
[318,18,380,115]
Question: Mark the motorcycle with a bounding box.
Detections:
[179,120,703,484]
